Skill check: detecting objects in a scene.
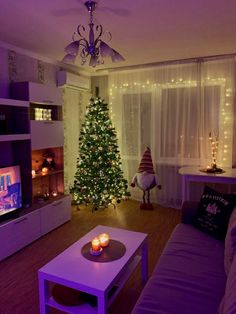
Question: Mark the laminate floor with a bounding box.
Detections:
[0,199,181,314]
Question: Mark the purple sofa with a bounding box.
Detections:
[132,201,232,314]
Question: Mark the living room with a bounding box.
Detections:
[0,1,236,313]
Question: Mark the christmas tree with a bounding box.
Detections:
[70,97,130,210]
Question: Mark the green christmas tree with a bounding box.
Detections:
[70,97,130,210]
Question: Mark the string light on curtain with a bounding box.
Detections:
[109,76,232,166]
[63,0,125,67]
[109,59,234,208]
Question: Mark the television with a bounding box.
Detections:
[0,165,22,220]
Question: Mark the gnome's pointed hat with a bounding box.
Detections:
[138,147,155,173]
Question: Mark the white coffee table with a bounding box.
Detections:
[38,225,148,314]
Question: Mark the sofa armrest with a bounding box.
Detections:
[181,201,199,224]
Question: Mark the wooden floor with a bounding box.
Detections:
[0,200,181,314]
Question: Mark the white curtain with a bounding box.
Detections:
[109,58,235,208]
[63,88,91,194]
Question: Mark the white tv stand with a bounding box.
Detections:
[0,82,72,261]
[0,195,71,261]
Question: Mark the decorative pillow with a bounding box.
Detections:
[193,186,236,240]
[224,207,236,275]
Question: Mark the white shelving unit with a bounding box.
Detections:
[0,134,31,142]
[0,83,72,261]
[30,120,63,149]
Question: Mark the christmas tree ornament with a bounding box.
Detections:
[131,147,161,210]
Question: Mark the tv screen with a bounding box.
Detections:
[0,165,22,217]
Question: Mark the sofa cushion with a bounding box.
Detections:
[219,254,236,313]
[193,186,235,240]
[181,201,199,224]
[132,223,226,314]
[224,207,236,275]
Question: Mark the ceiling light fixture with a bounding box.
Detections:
[63,0,125,67]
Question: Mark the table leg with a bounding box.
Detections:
[38,276,50,314]
[182,176,186,204]
[141,240,148,283]
[97,293,108,314]
[186,177,190,202]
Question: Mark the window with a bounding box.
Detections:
[122,93,151,157]
[160,85,220,160]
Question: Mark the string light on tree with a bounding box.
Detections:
[70,97,130,211]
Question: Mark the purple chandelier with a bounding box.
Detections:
[63,0,125,67]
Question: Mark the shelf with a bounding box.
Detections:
[10,82,63,105]
[0,86,71,261]
[108,255,141,306]
[0,134,30,142]
[30,120,63,149]
[0,98,29,108]
[32,169,63,179]
[0,195,71,261]
[33,193,65,208]
[21,194,69,214]
[44,255,141,314]
[0,103,30,135]
[47,297,97,314]
[29,103,62,121]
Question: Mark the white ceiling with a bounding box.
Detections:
[0,0,236,72]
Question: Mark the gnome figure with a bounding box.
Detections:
[131,147,161,209]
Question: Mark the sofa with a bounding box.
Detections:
[132,200,236,314]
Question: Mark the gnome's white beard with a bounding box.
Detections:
[135,172,157,191]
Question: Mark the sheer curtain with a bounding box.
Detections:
[109,58,235,208]
[63,87,91,193]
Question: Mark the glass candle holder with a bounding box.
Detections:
[91,237,101,251]
[98,233,110,247]
[52,191,58,197]
[41,167,48,175]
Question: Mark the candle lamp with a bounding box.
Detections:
[98,233,110,247]
[90,237,102,256]
[52,191,58,197]
[41,167,48,175]
[91,237,101,251]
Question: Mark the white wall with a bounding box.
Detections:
[0,45,62,99]
[0,44,92,193]
[0,47,10,97]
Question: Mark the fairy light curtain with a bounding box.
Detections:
[63,87,91,193]
[109,57,235,208]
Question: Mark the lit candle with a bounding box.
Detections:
[98,233,110,248]
[91,237,101,251]
[31,170,36,178]
[41,167,48,175]
[52,191,58,197]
